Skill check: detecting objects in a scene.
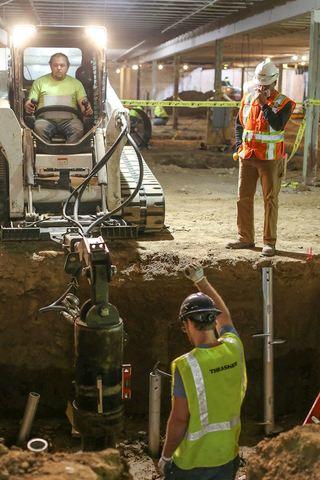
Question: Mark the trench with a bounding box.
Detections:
[0,240,319,446]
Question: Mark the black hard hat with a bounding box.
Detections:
[179,292,222,323]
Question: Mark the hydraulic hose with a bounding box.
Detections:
[86,131,144,235]
[62,122,127,231]
[72,123,128,221]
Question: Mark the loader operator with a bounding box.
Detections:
[227,59,295,257]
[25,52,93,143]
[158,265,247,480]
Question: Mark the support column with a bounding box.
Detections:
[119,65,132,99]
[172,55,180,131]
[277,64,283,92]
[151,60,158,101]
[214,39,223,99]
[136,65,141,100]
[240,66,245,97]
[206,40,226,147]
[303,10,320,184]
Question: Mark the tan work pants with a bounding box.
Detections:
[237,158,284,245]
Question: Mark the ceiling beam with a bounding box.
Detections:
[133,0,320,63]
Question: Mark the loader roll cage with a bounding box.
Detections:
[0,24,165,241]
[10,25,106,145]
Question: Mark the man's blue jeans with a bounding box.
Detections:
[34,118,83,143]
[164,455,240,480]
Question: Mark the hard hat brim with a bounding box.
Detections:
[253,74,278,86]
[179,306,222,321]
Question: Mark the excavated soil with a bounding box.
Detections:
[0,116,319,478]
[0,445,132,479]
[246,424,320,480]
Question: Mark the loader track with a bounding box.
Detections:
[120,145,165,232]
[0,151,9,225]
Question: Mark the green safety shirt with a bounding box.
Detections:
[28,74,86,120]
[171,332,247,470]
[129,106,144,118]
[154,105,168,118]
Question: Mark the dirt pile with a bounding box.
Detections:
[246,424,320,480]
[0,446,132,479]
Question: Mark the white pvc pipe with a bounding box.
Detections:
[148,371,161,457]
[27,438,48,453]
[262,267,274,435]
[17,392,40,446]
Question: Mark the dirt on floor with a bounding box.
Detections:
[246,424,320,480]
[0,116,319,479]
[0,445,132,479]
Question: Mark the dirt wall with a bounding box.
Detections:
[0,242,319,425]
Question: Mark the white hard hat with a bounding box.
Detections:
[253,60,279,86]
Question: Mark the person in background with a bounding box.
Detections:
[25,52,93,143]
[158,264,247,480]
[153,105,169,125]
[227,59,295,257]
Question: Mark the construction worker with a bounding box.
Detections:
[153,105,169,125]
[158,265,247,480]
[25,53,93,143]
[227,60,295,256]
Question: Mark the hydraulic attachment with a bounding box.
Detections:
[41,228,131,450]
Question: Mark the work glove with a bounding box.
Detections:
[184,264,205,284]
[158,456,172,475]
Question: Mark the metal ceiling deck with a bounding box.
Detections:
[0,0,314,62]
[0,0,287,49]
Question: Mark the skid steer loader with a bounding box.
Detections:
[0,25,165,241]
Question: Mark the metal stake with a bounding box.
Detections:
[148,371,161,457]
[262,266,274,435]
[253,267,285,435]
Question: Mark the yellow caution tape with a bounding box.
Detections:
[304,99,320,106]
[287,116,306,163]
[122,98,320,108]
[121,98,319,164]
[122,99,240,108]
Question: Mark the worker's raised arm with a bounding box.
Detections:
[184,265,233,332]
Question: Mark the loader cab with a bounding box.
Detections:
[9,25,107,154]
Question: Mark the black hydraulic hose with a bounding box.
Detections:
[86,131,144,235]
[72,124,127,223]
[62,124,127,230]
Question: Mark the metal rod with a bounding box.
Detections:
[262,267,274,435]
[148,371,161,457]
[97,376,104,414]
[27,185,33,214]
[17,392,40,446]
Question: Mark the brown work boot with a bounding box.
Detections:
[260,244,276,257]
[226,240,255,249]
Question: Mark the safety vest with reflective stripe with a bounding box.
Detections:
[238,90,295,161]
[171,332,247,470]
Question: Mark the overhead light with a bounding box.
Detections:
[265,57,271,62]
[12,25,36,47]
[183,64,189,70]
[283,63,288,68]
[301,54,308,61]
[85,26,107,47]
[291,55,298,61]
[158,64,164,71]
[116,68,121,74]
[132,64,139,70]
[223,64,228,70]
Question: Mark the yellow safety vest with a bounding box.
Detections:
[172,332,247,470]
